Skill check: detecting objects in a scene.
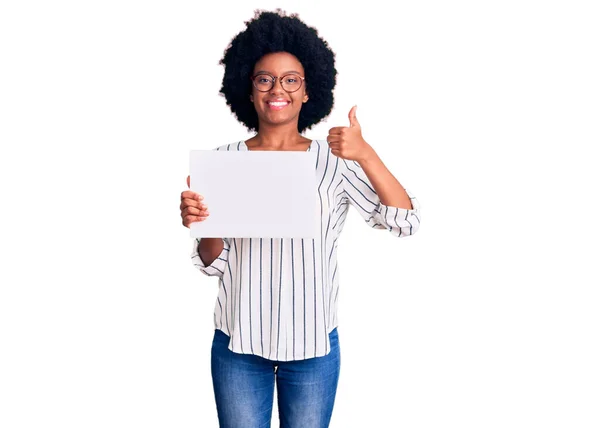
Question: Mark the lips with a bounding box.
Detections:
[266,100,290,110]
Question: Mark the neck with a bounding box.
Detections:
[251,122,306,150]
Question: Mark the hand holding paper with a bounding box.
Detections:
[180,175,210,228]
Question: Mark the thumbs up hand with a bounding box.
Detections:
[327,105,374,162]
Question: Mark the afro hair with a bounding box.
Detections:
[218,9,337,133]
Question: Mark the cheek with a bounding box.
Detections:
[252,93,263,110]
[293,92,307,106]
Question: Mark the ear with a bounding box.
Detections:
[303,94,309,103]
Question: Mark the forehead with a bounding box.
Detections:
[253,52,304,74]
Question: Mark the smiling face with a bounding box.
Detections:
[250,52,309,130]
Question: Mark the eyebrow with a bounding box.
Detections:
[254,70,302,75]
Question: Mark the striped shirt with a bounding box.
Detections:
[191,140,421,361]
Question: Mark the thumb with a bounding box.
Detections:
[348,105,359,127]
[186,175,190,188]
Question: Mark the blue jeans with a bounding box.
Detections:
[211,328,341,428]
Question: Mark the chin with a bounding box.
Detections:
[260,112,300,126]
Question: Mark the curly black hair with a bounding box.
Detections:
[219,9,337,133]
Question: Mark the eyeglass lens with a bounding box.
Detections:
[253,74,302,92]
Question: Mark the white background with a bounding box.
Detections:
[1,1,599,427]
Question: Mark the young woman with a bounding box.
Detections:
[180,10,421,428]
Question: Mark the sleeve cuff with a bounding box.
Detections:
[376,188,421,237]
[191,238,230,277]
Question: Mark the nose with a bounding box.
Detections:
[269,78,285,95]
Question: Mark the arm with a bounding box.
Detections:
[355,147,413,210]
[191,237,230,278]
[342,157,420,237]
[198,237,224,265]
[182,173,230,278]
[329,106,421,237]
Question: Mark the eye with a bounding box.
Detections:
[285,77,298,83]
[254,74,273,84]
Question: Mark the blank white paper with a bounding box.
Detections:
[189,150,318,239]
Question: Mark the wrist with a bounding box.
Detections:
[357,144,378,165]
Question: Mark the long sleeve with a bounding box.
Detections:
[191,237,231,277]
[341,159,421,237]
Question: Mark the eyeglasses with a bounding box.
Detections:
[251,73,305,93]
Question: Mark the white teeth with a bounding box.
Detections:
[268,102,288,106]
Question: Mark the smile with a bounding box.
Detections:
[267,101,290,110]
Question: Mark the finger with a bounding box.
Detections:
[348,105,359,127]
[328,127,346,135]
[186,175,190,188]
[180,199,208,212]
[327,135,342,143]
[182,205,209,217]
[181,190,203,201]
[180,196,201,210]
[182,214,209,227]
[182,207,210,221]
[180,199,198,212]
[188,203,209,214]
